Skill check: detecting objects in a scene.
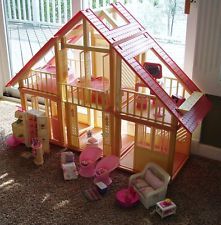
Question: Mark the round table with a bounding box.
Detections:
[116,188,139,208]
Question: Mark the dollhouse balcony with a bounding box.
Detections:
[23,69,57,95]
[62,83,110,111]
[119,74,190,128]
[121,89,173,127]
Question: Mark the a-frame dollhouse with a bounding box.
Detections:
[6,2,211,178]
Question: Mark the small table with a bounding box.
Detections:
[116,188,139,208]
[156,199,176,218]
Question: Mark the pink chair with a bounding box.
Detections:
[79,146,102,178]
[94,155,119,186]
[6,135,22,147]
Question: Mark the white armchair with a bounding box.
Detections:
[129,162,170,209]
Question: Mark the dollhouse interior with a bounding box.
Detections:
[7,3,210,178]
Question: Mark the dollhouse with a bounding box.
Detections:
[6,2,211,178]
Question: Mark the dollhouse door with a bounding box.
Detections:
[102,112,112,156]
[67,104,79,148]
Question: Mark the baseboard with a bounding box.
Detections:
[191,140,221,161]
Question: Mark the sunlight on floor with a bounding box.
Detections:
[4,182,22,191]
[0,179,14,188]
[42,193,51,203]
[0,175,22,191]
[143,217,153,225]
[53,200,70,210]
[0,173,8,179]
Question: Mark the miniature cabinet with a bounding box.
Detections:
[12,110,25,142]
[12,109,50,153]
[25,109,50,153]
[61,151,78,180]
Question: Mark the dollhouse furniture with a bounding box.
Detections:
[62,162,78,180]
[143,62,162,80]
[11,109,50,153]
[79,146,102,177]
[172,95,186,107]
[135,78,164,113]
[95,181,108,195]
[86,136,99,147]
[6,2,211,179]
[116,187,139,208]
[6,135,21,147]
[86,131,99,147]
[156,199,176,218]
[94,155,119,186]
[135,81,149,110]
[61,151,75,164]
[129,162,170,209]
[11,110,25,144]
[31,138,44,165]
[143,62,162,97]
[26,110,49,153]
[61,151,78,180]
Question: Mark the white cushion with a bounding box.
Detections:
[145,169,164,189]
[139,186,154,198]
[133,178,148,189]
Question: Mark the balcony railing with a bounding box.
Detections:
[5,0,134,25]
[23,70,57,95]
[88,0,130,9]
[5,0,72,25]
[121,88,172,126]
[62,83,110,111]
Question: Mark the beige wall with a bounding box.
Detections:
[185,0,221,97]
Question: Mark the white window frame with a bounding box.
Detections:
[0,1,10,98]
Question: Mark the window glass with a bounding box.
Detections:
[126,0,187,68]
[4,0,72,76]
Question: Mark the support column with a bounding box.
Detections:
[19,81,27,110]
[54,38,67,145]
[167,117,178,176]
[110,48,122,156]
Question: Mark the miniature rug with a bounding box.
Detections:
[83,187,102,201]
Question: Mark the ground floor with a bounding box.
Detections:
[20,94,191,178]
